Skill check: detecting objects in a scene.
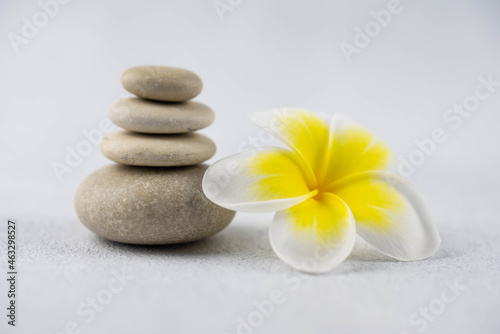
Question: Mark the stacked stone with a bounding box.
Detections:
[75,66,235,245]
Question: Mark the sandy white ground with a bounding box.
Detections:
[2,211,499,334]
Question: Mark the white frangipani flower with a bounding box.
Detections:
[202,108,441,273]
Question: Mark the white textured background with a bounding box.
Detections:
[1,0,499,333]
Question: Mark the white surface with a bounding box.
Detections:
[1,0,500,333]
[2,213,500,334]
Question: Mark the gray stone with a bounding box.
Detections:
[121,66,202,102]
[101,131,216,167]
[109,98,215,134]
[75,164,236,245]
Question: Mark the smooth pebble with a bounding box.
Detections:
[75,164,235,245]
[101,131,216,167]
[121,66,202,102]
[109,98,214,134]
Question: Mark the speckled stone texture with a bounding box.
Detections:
[109,98,214,134]
[74,164,235,245]
[121,66,202,102]
[100,131,216,167]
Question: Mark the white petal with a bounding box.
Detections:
[321,112,392,185]
[202,147,314,213]
[269,194,356,273]
[248,108,330,186]
[332,171,441,261]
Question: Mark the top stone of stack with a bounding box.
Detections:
[121,66,203,102]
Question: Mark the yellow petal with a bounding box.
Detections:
[249,108,330,188]
[331,171,441,260]
[203,147,315,213]
[270,193,356,273]
[321,114,392,186]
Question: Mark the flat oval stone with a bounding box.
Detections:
[101,131,216,167]
[121,66,202,102]
[109,98,215,134]
[75,164,235,245]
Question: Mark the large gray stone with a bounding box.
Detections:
[121,66,202,102]
[101,131,216,167]
[109,98,214,134]
[74,164,235,245]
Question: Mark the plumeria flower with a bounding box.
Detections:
[202,108,441,273]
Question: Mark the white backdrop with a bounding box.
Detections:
[1,1,499,333]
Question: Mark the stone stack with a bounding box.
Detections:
[75,66,235,245]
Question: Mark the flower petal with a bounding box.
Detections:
[249,108,330,186]
[322,114,392,185]
[202,147,315,213]
[269,193,356,273]
[331,171,441,261]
